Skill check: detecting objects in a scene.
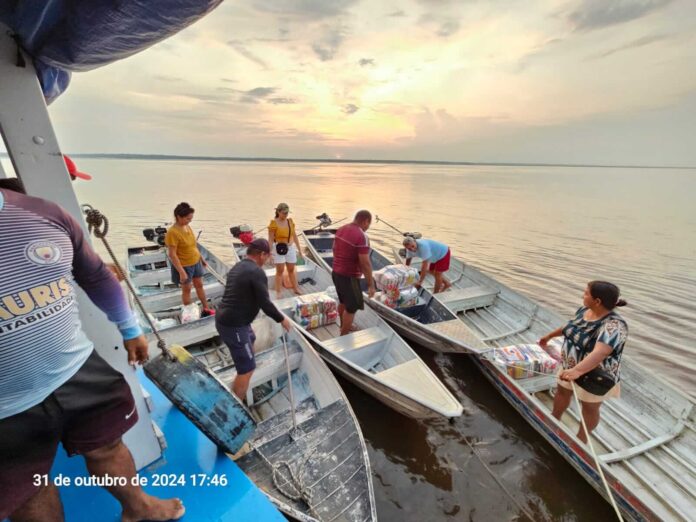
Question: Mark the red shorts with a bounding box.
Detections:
[0,350,138,518]
[430,249,451,272]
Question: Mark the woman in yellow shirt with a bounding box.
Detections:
[164,202,215,315]
[268,202,303,297]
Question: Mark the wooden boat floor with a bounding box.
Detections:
[237,400,372,522]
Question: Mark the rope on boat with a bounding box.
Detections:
[571,383,624,521]
[250,439,322,520]
[82,204,172,360]
[461,435,539,521]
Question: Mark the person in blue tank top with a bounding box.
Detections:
[403,236,453,293]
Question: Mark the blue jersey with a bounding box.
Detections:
[406,239,449,263]
[0,189,142,418]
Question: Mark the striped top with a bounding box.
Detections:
[0,189,142,419]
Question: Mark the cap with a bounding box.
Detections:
[63,155,92,180]
[248,238,271,254]
[275,202,290,213]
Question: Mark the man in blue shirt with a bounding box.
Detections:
[403,236,453,293]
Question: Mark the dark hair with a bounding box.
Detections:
[247,246,265,256]
[354,209,372,223]
[173,202,194,218]
[0,178,26,194]
[588,281,627,310]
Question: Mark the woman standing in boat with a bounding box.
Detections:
[165,202,215,316]
[539,281,628,443]
[268,202,303,297]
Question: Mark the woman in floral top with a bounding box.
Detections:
[539,281,628,443]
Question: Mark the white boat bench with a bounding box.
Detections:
[437,285,499,313]
[322,326,389,369]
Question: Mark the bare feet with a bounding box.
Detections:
[121,496,185,522]
[293,288,302,295]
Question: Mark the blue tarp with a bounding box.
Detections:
[0,0,223,102]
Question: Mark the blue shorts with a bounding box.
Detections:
[215,322,257,374]
[171,259,205,285]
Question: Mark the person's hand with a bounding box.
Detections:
[559,368,581,382]
[124,335,149,366]
[538,335,549,348]
[414,281,422,289]
[201,258,208,268]
[280,317,292,332]
[367,283,376,299]
[178,269,189,284]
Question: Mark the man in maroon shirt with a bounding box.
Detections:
[331,210,376,335]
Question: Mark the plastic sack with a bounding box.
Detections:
[397,287,419,308]
[542,337,564,362]
[373,265,419,291]
[493,344,559,379]
[180,303,201,323]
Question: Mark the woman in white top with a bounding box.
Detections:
[268,202,303,297]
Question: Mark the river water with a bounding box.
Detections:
[40,158,696,520]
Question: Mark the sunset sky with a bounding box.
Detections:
[45,0,696,165]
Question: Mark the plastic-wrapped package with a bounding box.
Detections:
[325,285,339,301]
[296,310,338,329]
[180,303,201,323]
[542,337,564,362]
[294,293,337,317]
[373,265,419,291]
[377,293,398,309]
[397,287,419,307]
[493,344,559,379]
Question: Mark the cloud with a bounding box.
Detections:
[567,0,674,32]
[251,0,359,20]
[153,75,183,82]
[589,33,671,60]
[227,40,269,68]
[239,87,277,103]
[342,103,359,114]
[359,58,375,67]
[311,27,346,61]
[387,10,406,17]
[268,97,298,104]
[419,13,461,37]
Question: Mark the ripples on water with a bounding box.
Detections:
[68,159,694,521]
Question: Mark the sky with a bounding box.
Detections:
[38,0,696,165]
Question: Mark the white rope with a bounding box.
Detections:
[571,383,624,521]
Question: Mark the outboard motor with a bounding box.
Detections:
[142,226,168,245]
[142,228,156,241]
[315,213,333,229]
[230,224,254,244]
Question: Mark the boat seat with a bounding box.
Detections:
[216,342,303,403]
[438,285,499,313]
[322,327,389,369]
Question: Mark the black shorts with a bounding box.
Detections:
[332,272,364,314]
[216,322,257,374]
[0,350,138,518]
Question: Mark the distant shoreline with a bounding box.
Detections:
[1,152,694,170]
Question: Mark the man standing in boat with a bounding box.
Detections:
[332,210,376,336]
[402,236,453,293]
[215,238,292,401]
[0,186,185,522]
